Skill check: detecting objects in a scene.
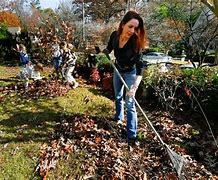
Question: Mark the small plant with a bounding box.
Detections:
[192,129,200,136]
[137,131,146,141]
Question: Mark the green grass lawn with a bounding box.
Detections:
[1,65,218,179]
[0,65,114,179]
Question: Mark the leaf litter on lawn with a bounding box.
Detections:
[1,76,217,179]
[36,112,218,179]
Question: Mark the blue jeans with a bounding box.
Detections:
[113,68,138,139]
[53,57,62,69]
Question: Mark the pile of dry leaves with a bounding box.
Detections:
[19,79,72,99]
[36,114,218,179]
[0,79,72,100]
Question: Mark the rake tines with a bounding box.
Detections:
[110,61,188,178]
[166,145,186,178]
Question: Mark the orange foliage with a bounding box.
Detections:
[166,18,186,31]
[161,33,182,42]
[159,18,186,42]
[0,11,21,27]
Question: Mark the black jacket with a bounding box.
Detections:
[104,31,144,75]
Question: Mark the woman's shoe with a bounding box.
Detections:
[128,138,140,147]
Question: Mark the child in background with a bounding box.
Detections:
[60,41,79,89]
[19,61,43,88]
[13,44,31,89]
[51,36,62,79]
[31,62,44,80]
[13,44,43,89]
[14,44,30,67]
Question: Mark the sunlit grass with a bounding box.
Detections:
[0,65,114,179]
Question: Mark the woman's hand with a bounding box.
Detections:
[127,85,138,98]
[126,75,142,97]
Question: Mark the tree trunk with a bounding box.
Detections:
[201,0,218,18]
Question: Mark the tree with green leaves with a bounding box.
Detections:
[146,0,217,65]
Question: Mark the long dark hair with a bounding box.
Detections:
[117,11,147,52]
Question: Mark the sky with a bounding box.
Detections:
[39,0,60,9]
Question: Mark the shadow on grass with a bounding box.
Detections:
[0,78,21,83]
[0,104,63,144]
[0,87,115,145]
[85,84,114,99]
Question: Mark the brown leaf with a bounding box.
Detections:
[95,137,102,144]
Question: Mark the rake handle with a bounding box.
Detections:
[110,62,166,145]
[108,59,184,177]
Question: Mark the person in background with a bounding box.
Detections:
[13,44,31,89]
[60,41,79,89]
[103,11,148,145]
[13,44,44,88]
[51,36,62,79]
[31,62,44,80]
[13,44,30,67]
[95,46,101,54]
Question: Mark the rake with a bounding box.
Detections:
[191,88,218,148]
[110,61,186,178]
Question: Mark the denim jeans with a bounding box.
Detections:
[113,68,138,139]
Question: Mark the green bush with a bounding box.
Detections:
[96,53,112,73]
[142,65,218,116]
[0,24,11,40]
[0,24,15,64]
[182,68,206,87]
